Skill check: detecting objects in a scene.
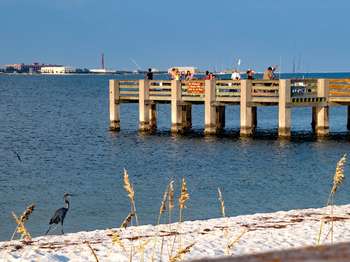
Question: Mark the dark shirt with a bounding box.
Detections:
[146,72,153,80]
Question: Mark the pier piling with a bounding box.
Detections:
[316,79,329,136]
[171,80,185,133]
[278,80,291,137]
[204,80,218,135]
[139,80,151,132]
[240,80,254,136]
[109,80,120,131]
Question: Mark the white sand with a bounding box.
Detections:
[1,204,350,261]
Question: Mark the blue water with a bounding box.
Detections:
[1,74,350,241]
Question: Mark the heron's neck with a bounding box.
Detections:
[64,199,70,209]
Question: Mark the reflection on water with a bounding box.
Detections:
[0,75,350,241]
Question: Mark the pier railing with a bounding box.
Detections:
[118,80,139,101]
[114,79,350,103]
[215,80,241,103]
[329,79,350,102]
[149,80,172,101]
[110,78,350,137]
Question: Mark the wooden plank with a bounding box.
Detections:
[216,93,241,97]
[251,97,279,103]
[149,91,171,96]
[252,86,279,91]
[149,96,171,101]
[252,92,278,97]
[119,96,139,100]
[329,79,350,83]
[329,84,350,89]
[216,86,240,90]
[120,91,139,95]
[216,97,241,102]
[216,80,240,85]
[252,80,279,84]
[182,96,205,102]
[329,91,350,96]
[120,85,139,89]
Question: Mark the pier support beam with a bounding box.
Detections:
[204,80,218,135]
[252,106,257,129]
[278,80,291,138]
[311,107,317,132]
[171,80,185,133]
[316,79,329,136]
[240,80,254,136]
[149,103,157,131]
[182,104,192,131]
[347,106,350,131]
[109,80,120,131]
[139,80,151,132]
[216,106,225,131]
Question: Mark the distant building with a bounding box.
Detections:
[4,63,62,73]
[41,66,75,74]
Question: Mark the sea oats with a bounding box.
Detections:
[217,188,226,218]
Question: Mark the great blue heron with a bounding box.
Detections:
[45,193,74,235]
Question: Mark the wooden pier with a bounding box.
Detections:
[109,78,350,137]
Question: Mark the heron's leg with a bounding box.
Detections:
[45,225,52,235]
[61,221,64,235]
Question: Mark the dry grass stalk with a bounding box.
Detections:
[123,168,139,226]
[85,241,99,262]
[137,239,151,262]
[169,242,195,262]
[226,228,248,254]
[11,212,31,241]
[120,212,135,229]
[157,186,169,225]
[19,204,35,223]
[111,231,127,253]
[317,153,347,245]
[168,180,175,224]
[178,178,189,223]
[11,204,35,241]
[330,154,346,196]
[217,188,226,218]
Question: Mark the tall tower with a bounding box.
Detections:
[101,53,105,69]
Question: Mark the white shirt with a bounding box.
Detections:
[231,72,241,80]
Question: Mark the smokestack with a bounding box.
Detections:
[101,53,105,69]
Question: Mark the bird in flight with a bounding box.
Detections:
[13,151,21,162]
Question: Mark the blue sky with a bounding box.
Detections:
[1,0,349,72]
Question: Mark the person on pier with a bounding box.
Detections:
[246,69,255,80]
[204,71,215,80]
[185,70,193,80]
[146,68,153,80]
[231,69,241,80]
[169,68,180,80]
[263,66,277,80]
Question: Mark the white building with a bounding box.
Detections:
[40,66,75,74]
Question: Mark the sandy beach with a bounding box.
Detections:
[1,204,350,261]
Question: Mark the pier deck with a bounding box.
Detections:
[109,78,350,137]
